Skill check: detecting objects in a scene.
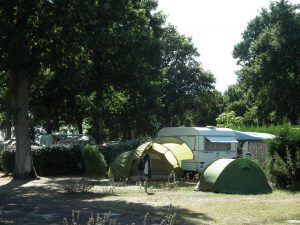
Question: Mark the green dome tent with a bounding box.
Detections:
[199,158,272,194]
[108,137,194,181]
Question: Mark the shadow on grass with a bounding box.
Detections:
[0,177,213,225]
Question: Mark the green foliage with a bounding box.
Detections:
[160,25,218,127]
[0,0,224,147]
[266,125,300,188]
[216,111,244,128]
[83,145,107,178]
[233,0,300,125]
[223,84,248,117]
[267,150,292,188]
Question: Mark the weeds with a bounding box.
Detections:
[63,207,177,225]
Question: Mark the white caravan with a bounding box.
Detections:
[157,126,238,173]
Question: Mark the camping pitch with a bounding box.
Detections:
[199,158,272,194]
[108,137,194,181]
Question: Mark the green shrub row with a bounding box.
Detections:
[0,144,107,178]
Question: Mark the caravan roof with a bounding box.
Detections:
[157,127,236,137]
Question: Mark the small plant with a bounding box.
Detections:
[167,171,178,190]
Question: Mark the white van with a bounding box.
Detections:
[157,126,238,172]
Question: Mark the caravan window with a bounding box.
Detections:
[205,137,233,151]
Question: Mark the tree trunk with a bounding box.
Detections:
[77,121,83,134]
[10,70,37,180]
[163,100,171,127]
[121,110,131,141]
[92,91,103,144]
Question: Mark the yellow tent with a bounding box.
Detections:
[108,137,194,181]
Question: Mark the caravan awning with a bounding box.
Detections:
[234,131,275,141]
[206,136,238,143]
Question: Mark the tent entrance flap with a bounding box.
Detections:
[205,136,238,143]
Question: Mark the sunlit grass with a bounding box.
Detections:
[92,183,300,225]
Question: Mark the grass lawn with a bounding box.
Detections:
[0,176,300,225]
[90,182,300,225]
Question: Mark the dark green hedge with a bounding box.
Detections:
[33,145,84,176]
[0,144,107,177]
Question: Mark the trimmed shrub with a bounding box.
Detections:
[83,145,107,178]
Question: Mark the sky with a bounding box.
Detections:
[157,0,300,93]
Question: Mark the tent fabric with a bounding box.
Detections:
[108,142,149,180]
[199,158,272,194]
[108,137,194,181]
[205,136,238,143]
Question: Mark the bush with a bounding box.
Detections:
[83,145,107,178]
[267,125,300,188]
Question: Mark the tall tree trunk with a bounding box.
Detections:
[92,91,103,144]
[10,70,37,179]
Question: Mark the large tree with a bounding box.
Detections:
[0,0,57,179]
[87,0,164,143]
[160,25,216,126]
[233,0,300,124]
[0,0,96,178]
